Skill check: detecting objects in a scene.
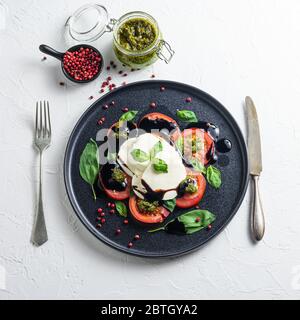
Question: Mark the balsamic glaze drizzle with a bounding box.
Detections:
[139,117,178,133]
[99,162,128,191]
[185,121,231,164]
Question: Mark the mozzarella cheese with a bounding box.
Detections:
[117,133,186,200]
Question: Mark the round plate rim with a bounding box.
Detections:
[63,80,249,258]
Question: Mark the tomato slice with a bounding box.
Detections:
[179,128,214,165]
[99,173,131,200]
[176,171,206,209]
[129,196,170,224]
[138,112,181,141]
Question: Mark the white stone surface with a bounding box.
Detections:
[0,0,300,300]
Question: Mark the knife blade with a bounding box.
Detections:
[245,96,265,241]
[246,96,262,175]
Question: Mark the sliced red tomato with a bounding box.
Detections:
[176,171,206,209]
[138,112,181,141]
[179,128,214,165]
[129,196,170,224]
[99,173,131,200]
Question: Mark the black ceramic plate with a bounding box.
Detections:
[64,80,248,258]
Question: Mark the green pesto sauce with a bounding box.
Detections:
[118,18,157,51]
[180,176,199,194]
[114,17,160,68]
[137,199,159,213]
[112,168,126,183]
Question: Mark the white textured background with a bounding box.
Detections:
[0,0,300,300]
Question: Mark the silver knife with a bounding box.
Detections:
[245,96,265,241]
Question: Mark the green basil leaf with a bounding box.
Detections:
[131,149,150,162]
[206,165,222,189]
[152,158,168,173]
[115,200,127,217]
[150,141,163,160]
[149,209,216,234]
[119,110,138,122]
[176,110,198,123]
[79,139,99,200]
[190,158,207,174]
[178,209,215,229]
[162,198,176,212]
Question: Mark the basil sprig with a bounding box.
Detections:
[131,149,150,162]
[206,165,222,189]
[131,141,168,173]
[162,198,176,212]
[79,139,99,200]
[149,209,216,234]
[176,110,198,123]
[119,110,138,122]
[152,158,168,173]
[189,158,207,174]
[115,200,127,217]
[150,141,163,159]
[189,158,221,189]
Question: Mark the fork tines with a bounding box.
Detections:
[35,101,51,140]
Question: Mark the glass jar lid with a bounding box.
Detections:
[65,4,110,42]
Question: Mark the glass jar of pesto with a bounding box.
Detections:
[65,5,174,68]
[112,12,174,68]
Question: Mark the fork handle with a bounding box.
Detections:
[32,151,48,246]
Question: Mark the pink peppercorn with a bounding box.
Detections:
[134,234,141,240]
[63,47,101,81]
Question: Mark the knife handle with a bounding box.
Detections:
[251,175,265,241]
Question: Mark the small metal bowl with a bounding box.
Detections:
[39,44,103,84]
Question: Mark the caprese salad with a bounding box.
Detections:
[79,108,232,231]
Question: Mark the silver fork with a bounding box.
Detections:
[31,101,51,246]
